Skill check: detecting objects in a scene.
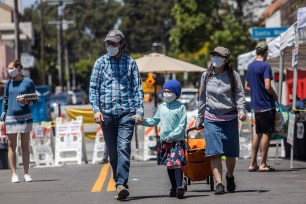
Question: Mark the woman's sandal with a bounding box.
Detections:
[248,166,259,172]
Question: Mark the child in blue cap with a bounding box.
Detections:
[140,79,187,199]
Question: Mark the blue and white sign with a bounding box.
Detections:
[252,27,288,39]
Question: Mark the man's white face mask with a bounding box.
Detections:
[106,45,119,56]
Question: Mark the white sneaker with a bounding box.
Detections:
[24,174,32,182]
[11,174,19,183]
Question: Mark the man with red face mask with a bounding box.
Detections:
[89,29,144,200]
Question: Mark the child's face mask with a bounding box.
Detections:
[163,92,176,103]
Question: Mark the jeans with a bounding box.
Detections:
[103,144,109,161]
[101,112,135,188]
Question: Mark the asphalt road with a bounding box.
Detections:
[0,157,306,204]
[1,100,305,204]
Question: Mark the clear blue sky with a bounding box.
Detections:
[22,0,36,10]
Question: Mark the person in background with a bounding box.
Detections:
[288,94,305,111]
[196,46,246,194]
[99,144,109,164]
[245,42,278,172]
[140,80,187,199]
[0,60,37,183]
[89,29,144,200]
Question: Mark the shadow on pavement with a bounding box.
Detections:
[125,194,209,201]
[233,190,269,193]
[124,195,171,201]
[31,179,61,183]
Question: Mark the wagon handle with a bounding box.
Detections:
[186,126,204,137]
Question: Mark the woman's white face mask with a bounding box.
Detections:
[211,56,225,68]
[163,92,176,103]
[106,45,119,56]
[7,67,19,78]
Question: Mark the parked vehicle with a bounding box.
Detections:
[68,89,89,105]
[50,93,72,111]
[179,88,198,108]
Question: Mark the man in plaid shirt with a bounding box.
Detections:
[89,29,144,200]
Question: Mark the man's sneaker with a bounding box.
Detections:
[176,187,185,199]
[114,185,129,200]
[11,174,19,183]
[226,173,236,192]
[169,188,176,197]
[214,183,225,195]
[24,174,32,182]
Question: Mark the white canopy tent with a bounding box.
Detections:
[237,35,281,71]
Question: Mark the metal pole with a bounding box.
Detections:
[292,28,299,111]
[40,0,46,85]
[290,24,299,169]
[71,62,76,89]
[65,44,70,91]
[13,0,20,59]
[154,79,159,146]
[57,1,64,87]
[278,50,284,104]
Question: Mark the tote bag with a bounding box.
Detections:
[273,102,288,139]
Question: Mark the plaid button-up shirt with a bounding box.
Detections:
[89,53,144,116]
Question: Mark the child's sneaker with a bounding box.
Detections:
[24,174,32,182]
[176,187,185,199]
[11,174,19,183]
[169,188,176,197]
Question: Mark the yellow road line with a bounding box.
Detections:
[107,171,116,192]
[91,163,110,192]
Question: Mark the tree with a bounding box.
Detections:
[22,3,58,87]
[65,0,122,60]
[21,0,122,90]
[119,0,175,53]
[170,0,254,69]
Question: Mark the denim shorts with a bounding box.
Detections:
[204,117,239,157]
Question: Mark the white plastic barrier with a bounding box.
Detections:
[30,123,54,167]
[143,126,159,161]
[55,116,87,165]
[92,125,105,164]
